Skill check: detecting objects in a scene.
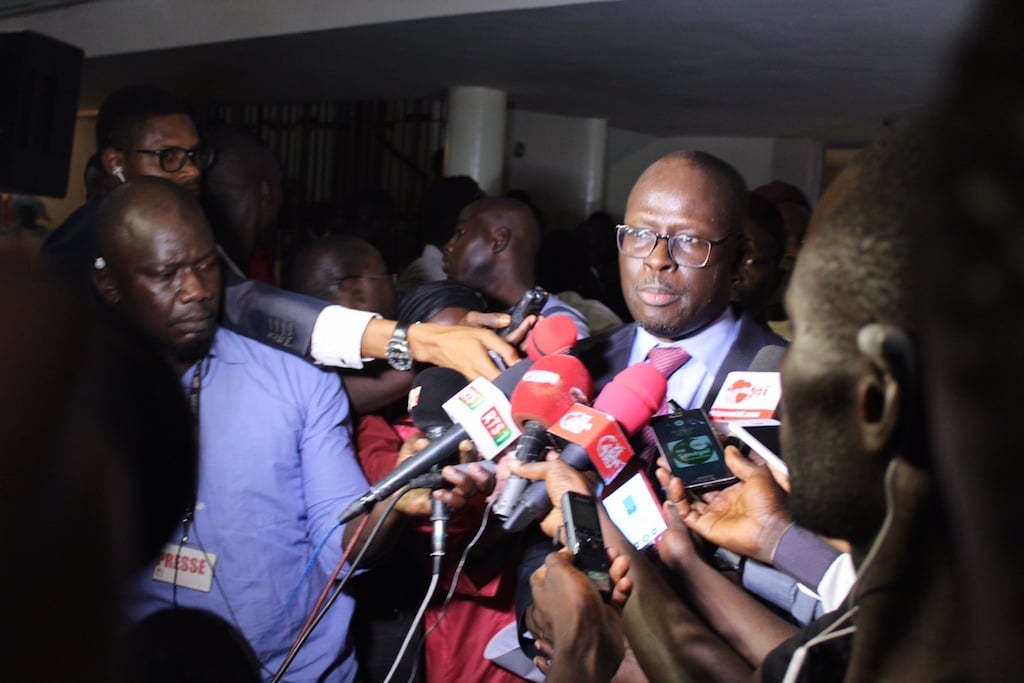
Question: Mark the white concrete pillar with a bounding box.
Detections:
[579,117,607,217]
[444,86,507,195]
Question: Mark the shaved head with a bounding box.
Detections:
[96,176,212,271]
[442,197,541,306]
[93,177,221,375]
[283,234,396,318]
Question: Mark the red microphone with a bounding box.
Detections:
[501,362,667,532]
[524,314,579,360]
[493,354,594,519]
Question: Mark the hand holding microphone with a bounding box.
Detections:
[492,354,594,518]
[501,362,668,533]
[337,358,535,524]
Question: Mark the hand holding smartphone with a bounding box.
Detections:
[561,491,612,597]
[650,409,737,492]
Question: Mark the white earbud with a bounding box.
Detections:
[113,167,126,183]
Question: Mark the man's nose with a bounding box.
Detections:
[643,235,677,270]
[180,268,213,301]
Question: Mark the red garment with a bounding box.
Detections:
[422,552,526,683]
[248,244,278,286]
[353,414,528,682]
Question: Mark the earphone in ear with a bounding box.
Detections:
[113,167,126,183]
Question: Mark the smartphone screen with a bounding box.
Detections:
[650,409,737,491]
[602,470,668,550]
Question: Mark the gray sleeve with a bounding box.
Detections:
[221,271,326,359]
[772,524,843,591]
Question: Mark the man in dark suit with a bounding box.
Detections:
[509,150,787,674]
[576,150,787,408]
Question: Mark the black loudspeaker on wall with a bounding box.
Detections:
[0,30,84,198]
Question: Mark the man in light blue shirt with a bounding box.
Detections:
[92,176,369,682]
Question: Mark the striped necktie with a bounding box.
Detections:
[647,346,691,413]
[637,346,691,466]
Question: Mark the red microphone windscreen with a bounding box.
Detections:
[593,362,667,434]
[525,315,579,359]
[509,353,594,428]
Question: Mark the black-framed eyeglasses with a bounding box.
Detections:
[133,146,216,172]
[615,224,736,269]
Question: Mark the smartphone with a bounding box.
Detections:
[727,422,787,476]
[502,286,549,338]
[601,470,668,551]
[561,491,612,596]
[650,409,737,492]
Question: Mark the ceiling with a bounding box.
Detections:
[9,0,983,140]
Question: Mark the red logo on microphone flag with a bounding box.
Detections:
[549,404,633,483]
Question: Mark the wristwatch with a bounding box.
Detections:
[385,322,414,371]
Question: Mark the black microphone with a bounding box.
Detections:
[338,359,535,524]
[748,344,786,420]
[409,366,467,440]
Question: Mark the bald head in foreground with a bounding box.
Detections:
[93,176,221,377]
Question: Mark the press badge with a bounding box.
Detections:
[153,544,217,593]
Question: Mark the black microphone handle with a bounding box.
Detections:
[501,441,591,533]
[493,420,551,519]
[338,423,469,524]
[339,359,536,525]
[406,459,497,490]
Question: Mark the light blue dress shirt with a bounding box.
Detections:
[127,328,368,683]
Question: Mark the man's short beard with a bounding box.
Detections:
[637,319,687,340]
[173,336,214,366]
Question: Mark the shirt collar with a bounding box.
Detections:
[181,327,243,387]
[631,306,738,368]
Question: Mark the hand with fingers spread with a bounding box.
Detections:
[656,445,792,564]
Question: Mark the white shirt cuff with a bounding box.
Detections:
[309,305,380,368]
[817,552,856,613]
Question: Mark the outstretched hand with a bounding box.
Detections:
[461,310,539,348]
[655,445,792,563]
[407,320,520,381]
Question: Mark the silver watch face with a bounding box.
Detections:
[386,341,413,371]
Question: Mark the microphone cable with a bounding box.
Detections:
[271,486,408,683]
[400,499,497,683]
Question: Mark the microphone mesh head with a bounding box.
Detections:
[747,345,786,372]
[525,315,578,359]
[510,354,594,427]
[408,366,467,432]
[594,362,667,434]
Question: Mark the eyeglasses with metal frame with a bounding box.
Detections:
[615,224,735,269]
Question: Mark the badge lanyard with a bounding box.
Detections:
[172,360,203,604]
